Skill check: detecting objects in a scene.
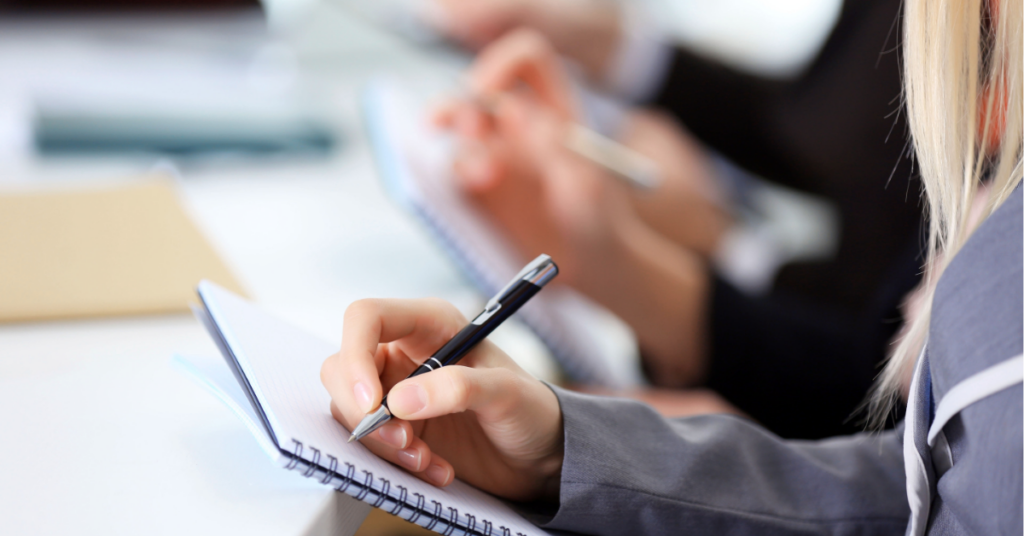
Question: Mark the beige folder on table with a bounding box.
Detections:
[0,179,246,322]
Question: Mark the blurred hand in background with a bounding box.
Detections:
[438,29,733,259]
[432,31,723,387]
[438,90,711,387]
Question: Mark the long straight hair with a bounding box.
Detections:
[867,0,1023,427]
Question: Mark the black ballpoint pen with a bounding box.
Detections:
[348,253,559,443]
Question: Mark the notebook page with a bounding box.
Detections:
[171,353,283,464]
[363,80,644,388]
[199,281,549,536]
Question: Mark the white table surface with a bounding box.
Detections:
[0,158,492,534]
[0,7,495,535]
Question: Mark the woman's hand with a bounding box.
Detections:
[320,298,565,502]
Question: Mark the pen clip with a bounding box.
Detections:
[483,254,556,313]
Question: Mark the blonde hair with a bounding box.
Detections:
[867,0,1023,427]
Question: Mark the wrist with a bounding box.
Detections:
[528,380,565,502]
[618,110,735,257]
[534,439,564,502]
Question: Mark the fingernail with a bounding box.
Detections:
[377,423,407,449]
[425,463,450,485]
[397,448,421,471]
[353,382,373,413]
[390,383,427,417]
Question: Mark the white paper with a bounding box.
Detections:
[171,353,283,465]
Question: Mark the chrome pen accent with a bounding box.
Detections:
[483,254,556,311]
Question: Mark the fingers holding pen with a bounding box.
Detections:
[321,286,564,495]
[386,362,523,423]
[330,403,454,487]
[431,97,495,139]
[448,92,553,194]
[321,299,465,421]
[374,424,455,486]
[383,360,565,482]
[321,299,393,415]
[431,97,509,193]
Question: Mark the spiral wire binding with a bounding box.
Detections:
[287,439,528,536]
[443,507,459,536]
[409,493,425,524]
[425,501,442,531]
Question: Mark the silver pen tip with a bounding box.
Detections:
[347,434,356,443]
[349,404,393,443]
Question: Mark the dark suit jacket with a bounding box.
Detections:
[641,0,924,438]
[651,0,919,311]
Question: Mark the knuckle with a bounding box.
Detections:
[345,298,381,323]
[510,27,546,50]
[445,307,469,326]
[423,296,451,312]
[423,297,467,327]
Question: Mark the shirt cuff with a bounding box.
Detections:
[603,2,674,103]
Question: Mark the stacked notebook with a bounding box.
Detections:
[177,281,548,536]
[0,179,245,323]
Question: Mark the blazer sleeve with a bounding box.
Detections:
[538,387,910,536]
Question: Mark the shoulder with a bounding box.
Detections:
[925,187,1023,533]
[930,186,1023,396]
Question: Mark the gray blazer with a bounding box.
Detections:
[539,188,1022,535]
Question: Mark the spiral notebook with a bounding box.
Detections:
[361,79,644,388]
[180,280,549,536]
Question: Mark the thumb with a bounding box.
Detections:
[387,365,523,423]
